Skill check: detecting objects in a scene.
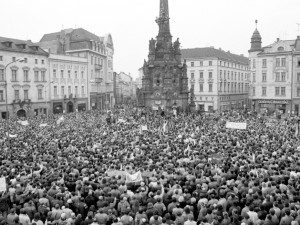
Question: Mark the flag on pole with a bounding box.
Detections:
[163,121,168,133]
[184,144,191,155]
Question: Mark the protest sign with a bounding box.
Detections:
[125,171,143,183]
[106,170,126,177]
[17,120,29,126]
[226,122,247,130]
[141,125,148,131]
[0,177,6,192]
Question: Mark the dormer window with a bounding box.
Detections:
[1,41,13,48]
[16,44,26,49]
[278,46,284,51]
[29,45,39,51]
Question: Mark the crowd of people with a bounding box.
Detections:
[1,108,300,225]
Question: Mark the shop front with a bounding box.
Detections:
[253,99,291,115]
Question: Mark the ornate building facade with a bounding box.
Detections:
[39,28,115,111]
[0,37,49,118]
[137,0,189,110]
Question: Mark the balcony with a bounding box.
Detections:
[198,78,204,83]
[208,78,214,83]
[95,64,103,71]
[190,79,195,83]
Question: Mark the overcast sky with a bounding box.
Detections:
[1,0,300,79]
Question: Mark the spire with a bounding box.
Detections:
[160,0,169,18]
[156,0,171,37]
[249,20,262,52]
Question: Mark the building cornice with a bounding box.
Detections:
[65,49,107,57]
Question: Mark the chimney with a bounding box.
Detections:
[227,50,230,53]
[297,36,300,40]
[277,38,280,42]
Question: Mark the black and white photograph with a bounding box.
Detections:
[1,0,300,225]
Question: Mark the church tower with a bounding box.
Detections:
[137,0,189,111]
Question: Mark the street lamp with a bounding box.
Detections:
[45,81,54,116]
[4,57,24,144]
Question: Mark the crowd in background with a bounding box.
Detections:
[1,108,300,225]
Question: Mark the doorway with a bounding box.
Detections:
[17,109,26,118]
[67,101,74,113]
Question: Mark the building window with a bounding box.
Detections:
[53,69,56,78]
[298,58,300,67]
[61,86,65,96]
[209,84,213,92]
[199,71,203,79]
[281,58,286,67]
[68,86,71,96]
[298,72,300,82]
[275,87,280,96]
[209,61,212,66]
[12,57,16,62]
[35,59,38,64]
[82,86,85,95]
[91,70,94,79]
[199,83,203,92]
[252,87,255,96]
[191,72,194,79]
[61,70,64,78]
[281,72,286,82]
[23,70,29,82]
[54,86,58,97]
[252,59,256,69]
[0,69,4,81]
[262,87,266,96]
[281,87,285,96]
[262,73,267,82]
[0,56,2,61]
[24,90,29,100]
[41,71,46,82]
[199,61,203,67]
[91,56,93,65]
[38,89,43,99]
[81,71,84,79]
[12,70,17,81]
[41,60,44,64]
[276,58,280,67]
[75,86,78,95]
[75,71,78,79]
[252,73,256,82]
[297,87,300,97]
[14,90,19,100]
[191,62,194,67]
[68,70,71,78]
[34,71,39,81]
[191,84,194,91]
[262,59,267,68]
[24,58,27,63]
[0,90,3,101]
[209,72,213,79]
[275,72,280,81]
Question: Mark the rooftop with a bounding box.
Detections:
[181,47,248,65]
[0,36,48,55]
[40,28,104,43]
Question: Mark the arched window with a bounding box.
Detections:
[277,46,284,51]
